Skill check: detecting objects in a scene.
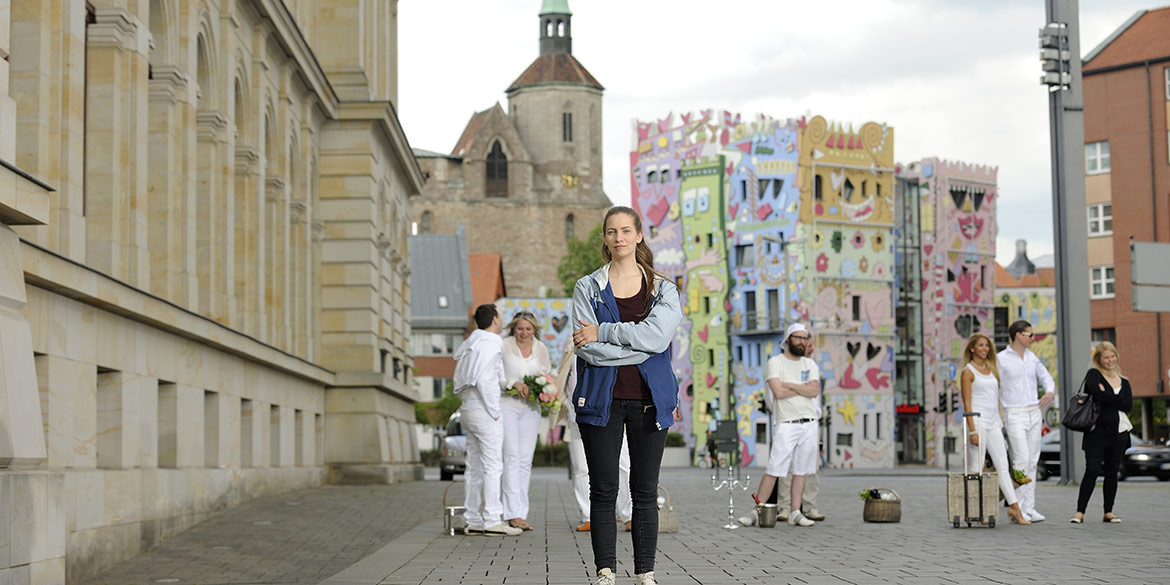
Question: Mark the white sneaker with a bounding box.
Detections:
[737,508,758,526]
[483,522,523,536]
[595,568,616,585]
[464,524,484,535]
[636,571,657,585]
[1027,509,1046,522]
[788,510,815,527]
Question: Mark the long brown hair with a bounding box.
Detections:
[600,206,665,312]
[960,333,1000,383]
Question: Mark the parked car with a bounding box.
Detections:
[440,412,466,481]
[1036,431,1170,481]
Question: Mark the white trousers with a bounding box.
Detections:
[965,419,1018,506]
[567,421,632,523]
[500,400,541,520]
[1005,406,1042,512]
[461,405,504,527]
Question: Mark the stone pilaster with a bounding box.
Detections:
[265,175,288,348]
[235,146,263,337]
[290,200,309,357]
[147,65,194,306]
[196,111,230,321]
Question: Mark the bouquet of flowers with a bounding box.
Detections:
[505,372,561,416]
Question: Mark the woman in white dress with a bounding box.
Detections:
[959,333,1031,525]
[500,311,551,531]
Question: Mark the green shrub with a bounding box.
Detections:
[419,448,441,467]
[665,432,686,447]
[413,391,462,426]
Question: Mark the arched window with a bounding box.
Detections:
[557,20,565,37]
[421,211,432,233]
[565,214,574,241]
[485,141,508,198]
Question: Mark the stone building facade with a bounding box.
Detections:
[409,1,612,297]
[0,1,421,583]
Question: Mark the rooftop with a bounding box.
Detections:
[1084,6,1170,72]
[409,231,473,329]
[506,54,603,93]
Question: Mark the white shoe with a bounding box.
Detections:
[636,571,657,585]
[737,509,758,526]
[483,522,523,536]
[595,568,616,585]
[788,510,815,527]
[464,524,484,535]
[1027,509,1046,522]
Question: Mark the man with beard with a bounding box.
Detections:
[753,323,821,527]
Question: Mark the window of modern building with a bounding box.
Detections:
[1091,328,1117,345]
[735,244,754,268]
[1165,66,1170,100]
[432,378,452,399]
[1090,265,1115,299]
[411,333,459,355]
[562,112,573,142]
[1087,203,1112,236]
[485,141,508,197]
[1085,141,1110,174]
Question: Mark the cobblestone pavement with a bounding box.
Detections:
[83,468,1170,585]
[339,468,1170,585]
[81,481,444,585]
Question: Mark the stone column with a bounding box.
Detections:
[235,146,263,337]
[265,176,287,348]
[290,200,308,357]
[147,65,190,303]
[196,111,228,320]
[0,229,48,468]
[84,6,149,287]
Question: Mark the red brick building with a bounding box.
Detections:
[1082,7,1170,437]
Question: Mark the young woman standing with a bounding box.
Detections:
[500,312,550,531]
[571,206,682,585]
[959,333,1031,525]
[1070,342,1133,524]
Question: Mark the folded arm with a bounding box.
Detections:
[596,280,682,354]
[573,279,653,366]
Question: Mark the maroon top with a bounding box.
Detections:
[612,276,652,401]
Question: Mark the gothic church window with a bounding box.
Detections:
[421,211,432,233]
[486,141,508,197]
[563,112,573,142]
[565,214,574,241]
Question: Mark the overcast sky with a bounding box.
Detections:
[398,0,1157,266]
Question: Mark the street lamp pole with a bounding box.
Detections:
[1041,0,1090,485]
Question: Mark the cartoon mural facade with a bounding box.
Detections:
[899,159,999,467]
[632,112,899,469]
[997,284,1060,429]
[496,298,574,366]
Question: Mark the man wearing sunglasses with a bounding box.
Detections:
[998,320,1056,522]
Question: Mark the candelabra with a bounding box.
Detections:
[711,456,750,530]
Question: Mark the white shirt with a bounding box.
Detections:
[764,353,820,422]
[501,336,551,409]
[453,329,506,419]
[996,347,1055,409]
[1108,378,1134,434]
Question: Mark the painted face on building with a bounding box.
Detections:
[949,185,987,240]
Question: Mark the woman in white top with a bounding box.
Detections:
[500,311,551,531]
[960,333,1031,525]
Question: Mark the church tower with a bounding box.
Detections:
[410,1,612,297]
[506,0,606,205]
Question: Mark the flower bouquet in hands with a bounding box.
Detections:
[504,373,562,416]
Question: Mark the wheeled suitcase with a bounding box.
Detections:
[946,413,998,528]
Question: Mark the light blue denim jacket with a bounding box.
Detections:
[571,263,682,430]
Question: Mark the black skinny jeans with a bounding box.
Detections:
[579,399,668,576]
[1077,431,1129,514]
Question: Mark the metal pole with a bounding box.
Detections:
[1044,0,1090,485]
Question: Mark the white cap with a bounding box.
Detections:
[782,323,809,348]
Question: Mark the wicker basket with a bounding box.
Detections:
[657,485,678,533]
[862,488,901,523]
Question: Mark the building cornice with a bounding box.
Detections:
[247,0,340,118]
[336,101,426,195]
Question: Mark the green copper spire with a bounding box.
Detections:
[539,0,571,15]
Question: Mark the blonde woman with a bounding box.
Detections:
[500,311,551,531]
[1071,342,1133,524]
[959,333,1031,525]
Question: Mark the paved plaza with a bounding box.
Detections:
[86,468,1170,585]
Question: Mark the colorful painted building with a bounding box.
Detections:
[897,159,999,467]
[632,111,899,469]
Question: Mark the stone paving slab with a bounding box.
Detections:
[81,482,443,585]
[338,469,1170,585]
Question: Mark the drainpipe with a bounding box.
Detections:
[1145,61,1165,441]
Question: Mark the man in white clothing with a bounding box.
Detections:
[556,340,632,532]
[754,323,821,527]
[453,304,522,537]
[998,320,1056,522]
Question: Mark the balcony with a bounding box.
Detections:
[735,311,784,336]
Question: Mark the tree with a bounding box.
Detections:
[556,224,604,296]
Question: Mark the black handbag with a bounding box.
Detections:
[1061,374,1099,432]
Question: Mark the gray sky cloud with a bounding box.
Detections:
[399,0,1155,266]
